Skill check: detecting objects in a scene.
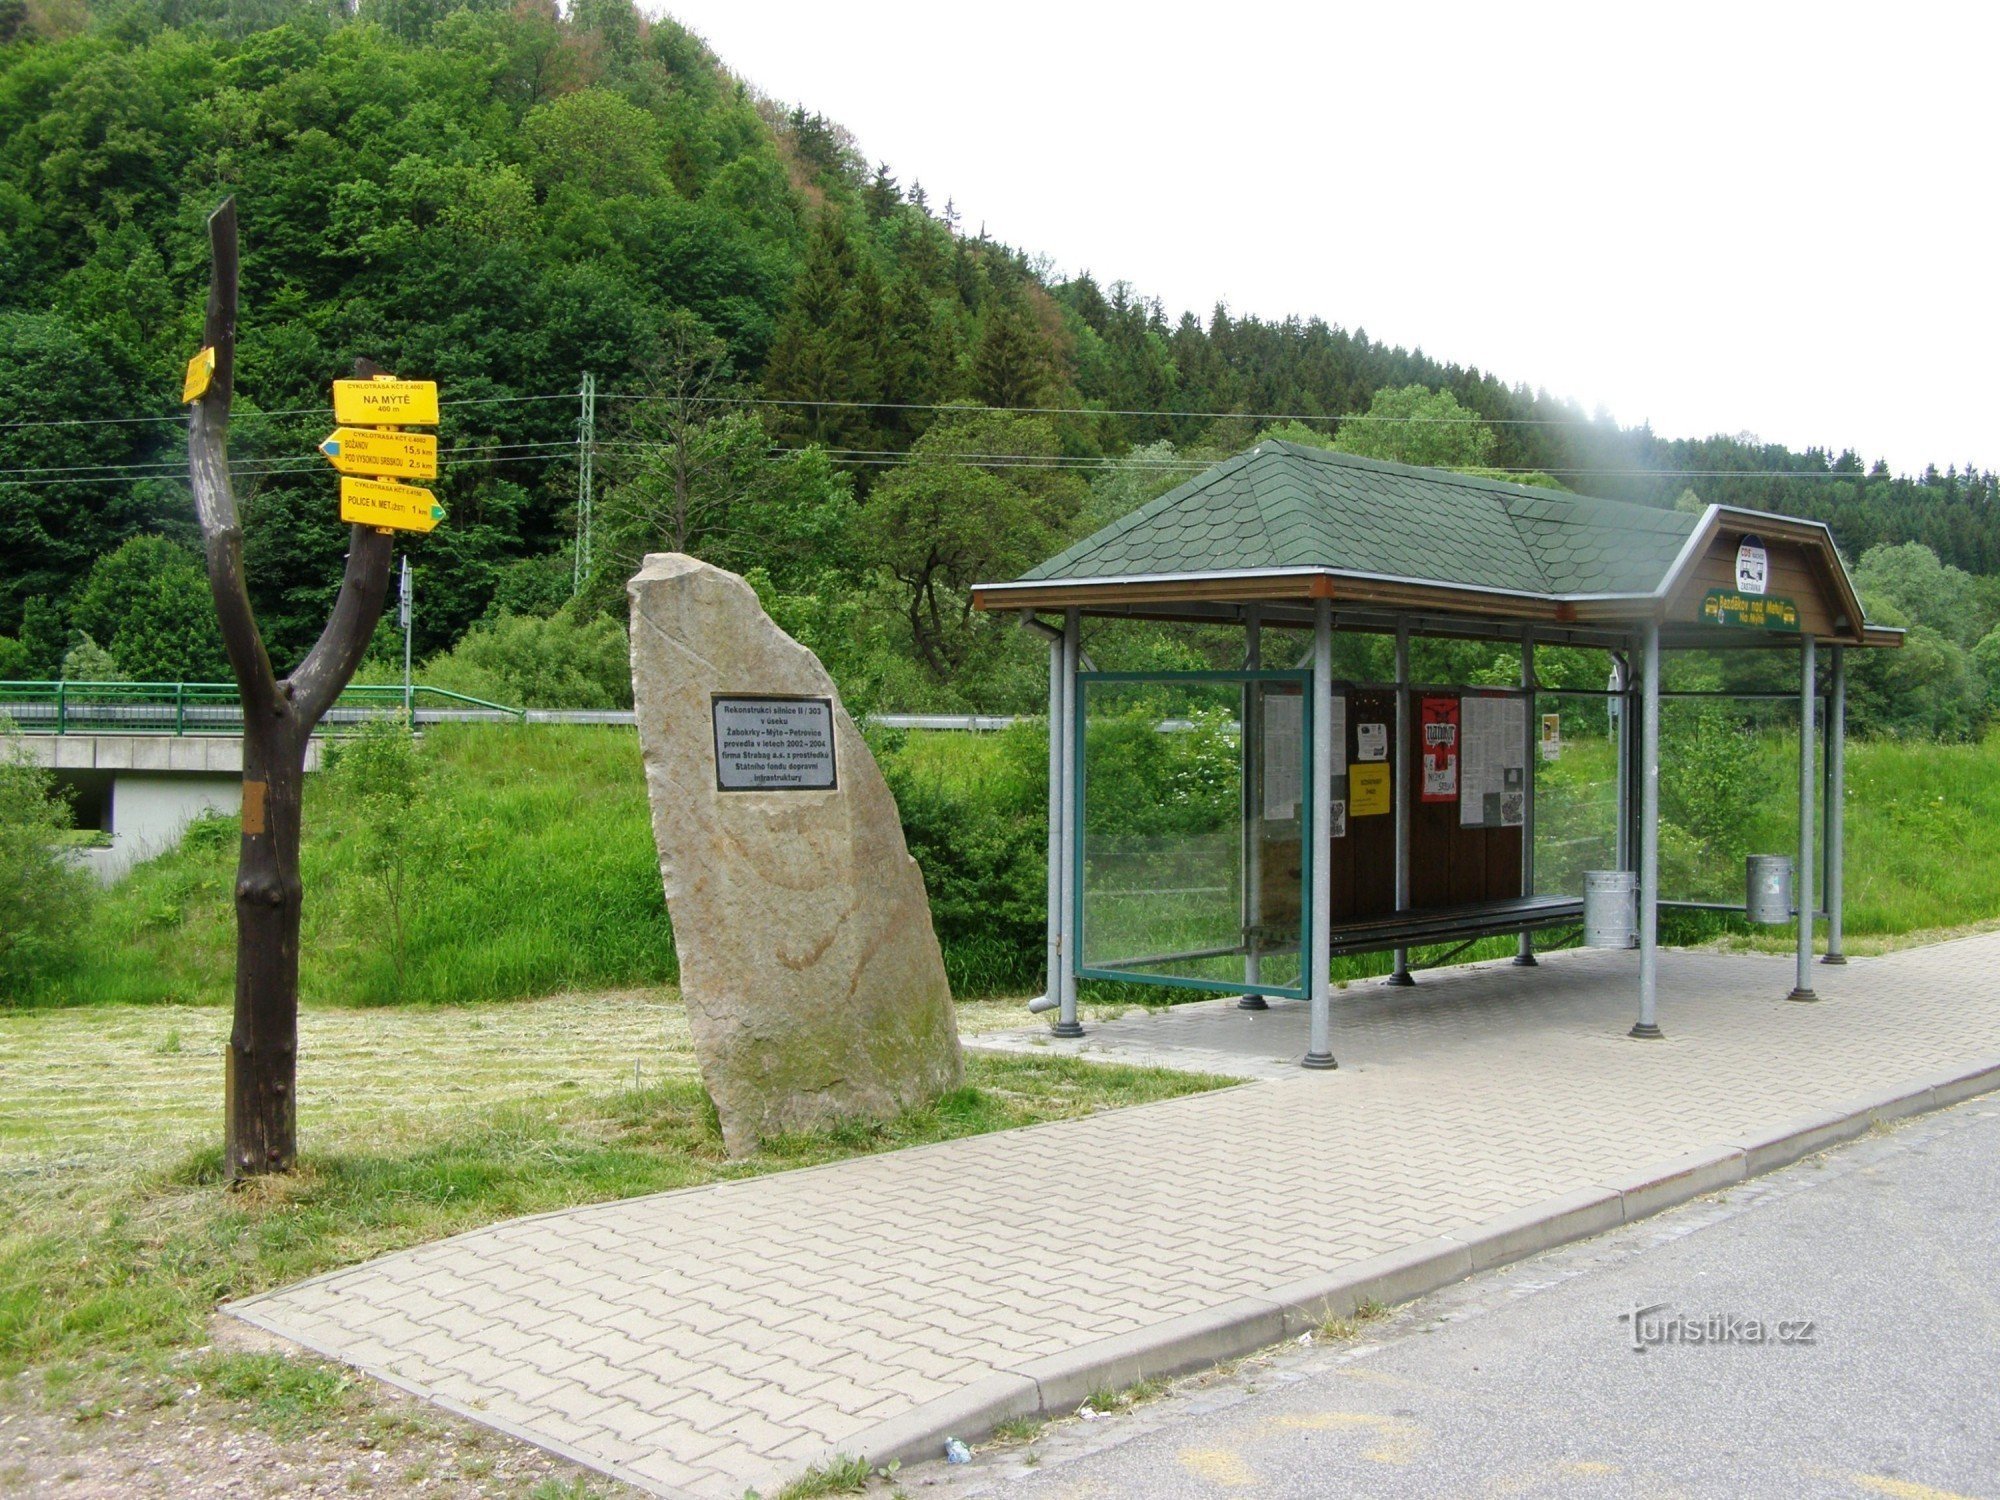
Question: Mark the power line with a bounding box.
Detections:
[0,391,576,432]
[0,448,576,491]
[0,439,575,480]
[600,391,1612,427]
[603,439,1883,482]
[2,386,1935,485]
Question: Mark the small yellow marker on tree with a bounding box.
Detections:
[183,346,216,404]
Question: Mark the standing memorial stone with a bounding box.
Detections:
[629,554,961,1155]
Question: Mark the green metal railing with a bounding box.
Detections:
[0,680,526,735]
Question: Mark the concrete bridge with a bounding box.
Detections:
[19,732,325,882]
[3,681,514,883]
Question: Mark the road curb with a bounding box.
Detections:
[838,1058,2000,1481]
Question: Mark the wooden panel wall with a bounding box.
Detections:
[1670,535,1841,637]
[1404,692,1521,912]
[1345,689,1395,920]
[1254,687,1522,933]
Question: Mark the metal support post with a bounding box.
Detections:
[1611,653,1631,874]
[1039,627,1063,1009]
[1304,597,1337,1068]
[1515,628,1538,966]
[1788,636,1819,1001]
[572,371,596,596]
[1822,645,1846,964]
[399,555,414,728]
[1389,617,1415,986]
[1631,623,1664,1038]
[1240,606,1268,1009]
[1052,608,1085,1037]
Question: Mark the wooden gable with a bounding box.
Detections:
[1664,513,1864,643]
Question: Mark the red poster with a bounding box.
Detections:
[1420,696,1459,802]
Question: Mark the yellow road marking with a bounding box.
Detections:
[1850,1475,1987,1500]
[1487,1459,1622,1495]
[1178,1446,1256,1487]
[1265,1411,1424,1464]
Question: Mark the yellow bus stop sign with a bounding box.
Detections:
[340,476,444,533]
[332,379,439,426]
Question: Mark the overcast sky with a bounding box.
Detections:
[656,2,1995,477]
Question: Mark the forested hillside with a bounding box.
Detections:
[3,0,1997,722]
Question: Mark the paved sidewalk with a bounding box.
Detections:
[229,936,2000,1499]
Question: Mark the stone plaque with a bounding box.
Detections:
[629,554,961,1157]
[712,695,837,791]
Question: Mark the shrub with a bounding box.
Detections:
[1081,706,1237,839]
[325,718,452,994]
[60,633,123,683]
[70,535,226,682]
[418,604,631,709]
[881,726,1048,996]
[0,725,93,995]
[1850,623,1985,741]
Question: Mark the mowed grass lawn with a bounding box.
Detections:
[0,989,1226,1402]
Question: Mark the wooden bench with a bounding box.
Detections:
[1314,894,1585,958]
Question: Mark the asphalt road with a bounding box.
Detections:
[928,1097,2000,1500]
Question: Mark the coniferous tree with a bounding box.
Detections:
[971,298,1058,410]
[762,214,881,449]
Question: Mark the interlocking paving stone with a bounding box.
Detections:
[229,938,2000,1499]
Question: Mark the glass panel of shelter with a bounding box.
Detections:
[1075,652,1830,1000]
[1076,671,1310,999]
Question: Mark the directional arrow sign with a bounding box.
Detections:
[332,378,439,426]
[340,476,445,534]
[319,428,438,479]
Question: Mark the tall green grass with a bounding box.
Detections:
[22,723,2000,1011]
[28,725,673,1008]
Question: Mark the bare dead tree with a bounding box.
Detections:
[187,199,394,1180]
[591,319,755,601]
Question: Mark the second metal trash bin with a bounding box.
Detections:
[1582,870,1638,948]
[1745,854,1793,925]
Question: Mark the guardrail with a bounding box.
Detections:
[0,681,527,735]
[0,685,1032,736]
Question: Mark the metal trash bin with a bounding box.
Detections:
[1582,870,1638,948]
[1746,855,1793,925]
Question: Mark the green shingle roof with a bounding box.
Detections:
[1021,441,1699,598]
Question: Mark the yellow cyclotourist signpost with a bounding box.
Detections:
[332,377,440,426]
[326,375,445,534]
[340,475,444,533]
[318,427,438,479]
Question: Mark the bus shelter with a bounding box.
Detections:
[970,441,1901,1067]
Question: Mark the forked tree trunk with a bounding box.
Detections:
[187,199,394,1180]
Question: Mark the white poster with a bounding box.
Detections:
[1262,694,1302,821]
[1459,695,1528,827]
[1260,693,1345,831]
[1736,534,1768,595]
[1356,721,1388,762]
